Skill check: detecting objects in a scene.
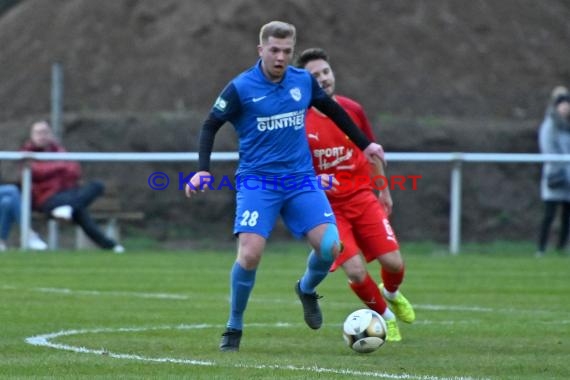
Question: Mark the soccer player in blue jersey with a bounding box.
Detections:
[185,20,386,352]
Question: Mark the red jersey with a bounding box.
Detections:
[305,95,376,201]
[20,141,81,209]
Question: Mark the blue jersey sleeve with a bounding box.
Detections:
[196,83,242,171]
[211,83,242,123]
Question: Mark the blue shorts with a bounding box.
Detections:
[233,175,336,239]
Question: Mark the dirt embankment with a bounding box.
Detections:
[1,1,568,245]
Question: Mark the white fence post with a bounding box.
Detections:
[19,162,32,251]
[51,63,64,141]
[449,158,462,255]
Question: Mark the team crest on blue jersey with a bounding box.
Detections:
[214,96,228,111]
[290,87,301,101]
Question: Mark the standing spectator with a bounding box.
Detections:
[0,183,47,251]
[296,48,414,342]
[20,120,124,253]
[537,87,570,257]
[185,21,385,352]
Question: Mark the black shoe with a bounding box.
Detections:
[219,328,242,352]
[295,280,323,329]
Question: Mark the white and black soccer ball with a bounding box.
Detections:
[342,309,387,353]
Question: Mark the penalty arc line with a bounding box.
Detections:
[25,323,485,380]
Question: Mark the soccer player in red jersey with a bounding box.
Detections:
[296,48,415,341]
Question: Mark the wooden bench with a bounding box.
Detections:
[33,196,144,250]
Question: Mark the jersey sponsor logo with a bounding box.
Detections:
[313,146,354,171]
[252,95,267,103]
[290,87,301,101]
[257,109,305,132]
[214,96,227,111]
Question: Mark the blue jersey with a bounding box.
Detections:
[210,60,328,176]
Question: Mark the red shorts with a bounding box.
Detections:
[329,190,399,272]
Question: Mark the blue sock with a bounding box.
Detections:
[226,262,256,331]
[299,250,333,294]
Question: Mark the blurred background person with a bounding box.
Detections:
[537,87,570,257]
[0,182,47,251]
[19,120,124,253]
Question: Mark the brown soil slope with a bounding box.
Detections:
[1,1,569,246]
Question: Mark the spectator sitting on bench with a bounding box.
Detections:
[20,120,124,253]
[0,183,48,251]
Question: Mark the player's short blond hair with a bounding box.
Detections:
[259,21,296,44]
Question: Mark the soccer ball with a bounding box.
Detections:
[342,309,387,353]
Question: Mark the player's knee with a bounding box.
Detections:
[347,267,367,283]
[379,249,404,272]
[1,184,19,197]
[0,196,12,207]
[237,234,264,269]
[87,180,105,195]
[332,241,342,258]
[319,223,340,262]
[238,253,261,270]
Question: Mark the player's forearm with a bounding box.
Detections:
[312,97,371,150]
[371,156,393,213]
[371,156,388,191]
[197,114,224,171]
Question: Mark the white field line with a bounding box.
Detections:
[1,285,189,300]
[6,286,567,317]
[34,287,189,300]
[25,323,486,380]
[542,320,570,324]
[416,304,492,312]
[0,286,496,311]
[4,285,568,318]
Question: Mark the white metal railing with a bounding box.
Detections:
[2,151,569,254]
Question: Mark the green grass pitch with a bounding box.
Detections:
[1,241,568,379]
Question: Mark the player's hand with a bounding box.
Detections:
[185,170,212,198]
[363,143,386,166]
[317,174,339,192]
[378,189,393,216]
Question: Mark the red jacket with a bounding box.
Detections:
[20,141,81,209]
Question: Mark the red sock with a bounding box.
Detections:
[349,273,387,314]
[381,266,405,293]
